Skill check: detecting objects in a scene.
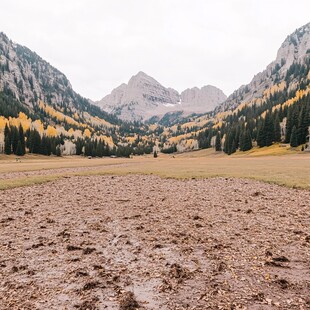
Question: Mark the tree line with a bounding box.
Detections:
[197,92,310,155]
[2,124,155,158]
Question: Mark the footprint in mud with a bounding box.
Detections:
[119,291,140,310]
[74,297,99,310]
[82,281,102,291]
[83,247,96,254]
[67,245,82,251]
[274,278,290,289]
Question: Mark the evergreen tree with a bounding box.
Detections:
[230,139,236,154]
[40,135,49,155]
[241,129,252,151]
[18,124,25,155]
[274,115,281,142]
[4,123,11,155]
[51,140,57,155]
[96,140,104,157]
[56,146,61,156]
[215,132,221,151]
[206,130,212,148]
[103,143,110,156]
[264,112,274,146]
[234,125,241,149]
[256,122,266,147]
[239,129,245,151]
[290,125,298,147]
[246,130,253,151]
[285,106,298,143]
[11,126,19,154]
[223,132,230,154]
[15,140,24,156]
[75,137,84,155]
[297,106,308,145]
[29,128,41,153]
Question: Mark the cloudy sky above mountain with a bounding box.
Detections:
[1,0,310,100]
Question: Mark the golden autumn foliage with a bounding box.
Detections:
[0,113,32,133]
[260,86,310,118]
[282,87,310,107]
[39,101,88,129]
[46,125,58,137]
[213,121,223,129]
[68,128,75,136]
[126,136,137,143]
[0,116,8,131]
[73,112,80,120]
[18,112,31,131]
[149,124,158,131]
[168,132,192,144]
[91,116,114,128]
[33,119,44,134]
[272,104,282,112]
[263,81,286,99]
[83,128,91,138]
[98,135,115,147]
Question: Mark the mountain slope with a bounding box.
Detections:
[97,71,226,121]
[217,22,310,114]
[190,22,310,154]
[0,32,119,130]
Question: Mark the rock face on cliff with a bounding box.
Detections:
[97,71,226,121]
[0,32,76,108]
[180,85,227,113]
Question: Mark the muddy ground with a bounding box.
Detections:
[0,175,309,309]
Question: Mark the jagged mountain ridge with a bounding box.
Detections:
[97,71,227,121]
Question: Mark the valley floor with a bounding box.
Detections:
[0,151,309,190]
[0,175,309,309]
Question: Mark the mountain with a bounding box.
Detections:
[1,22,309,158]
[217,22,310,114]
[180,85,227,113]
[192,22,310,154]
[0,32,139,157]
[97,71,180,121]
[97,71,226,121]
[0,32,120,135]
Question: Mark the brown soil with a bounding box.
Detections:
[0,175,309,309]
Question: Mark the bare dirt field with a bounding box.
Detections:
[0,175,309,309]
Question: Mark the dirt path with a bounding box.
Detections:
[0,175,309,309]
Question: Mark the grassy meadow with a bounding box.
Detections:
[0,146,309,190]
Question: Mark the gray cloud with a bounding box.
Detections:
[1,0,310,100]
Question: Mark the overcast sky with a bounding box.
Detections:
[1,0,310,101]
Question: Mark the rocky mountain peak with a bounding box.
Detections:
[181,85,227,110]
[274,22,310,71]
[97,72,226,121]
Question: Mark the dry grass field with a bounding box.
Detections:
[0,149,309,190]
